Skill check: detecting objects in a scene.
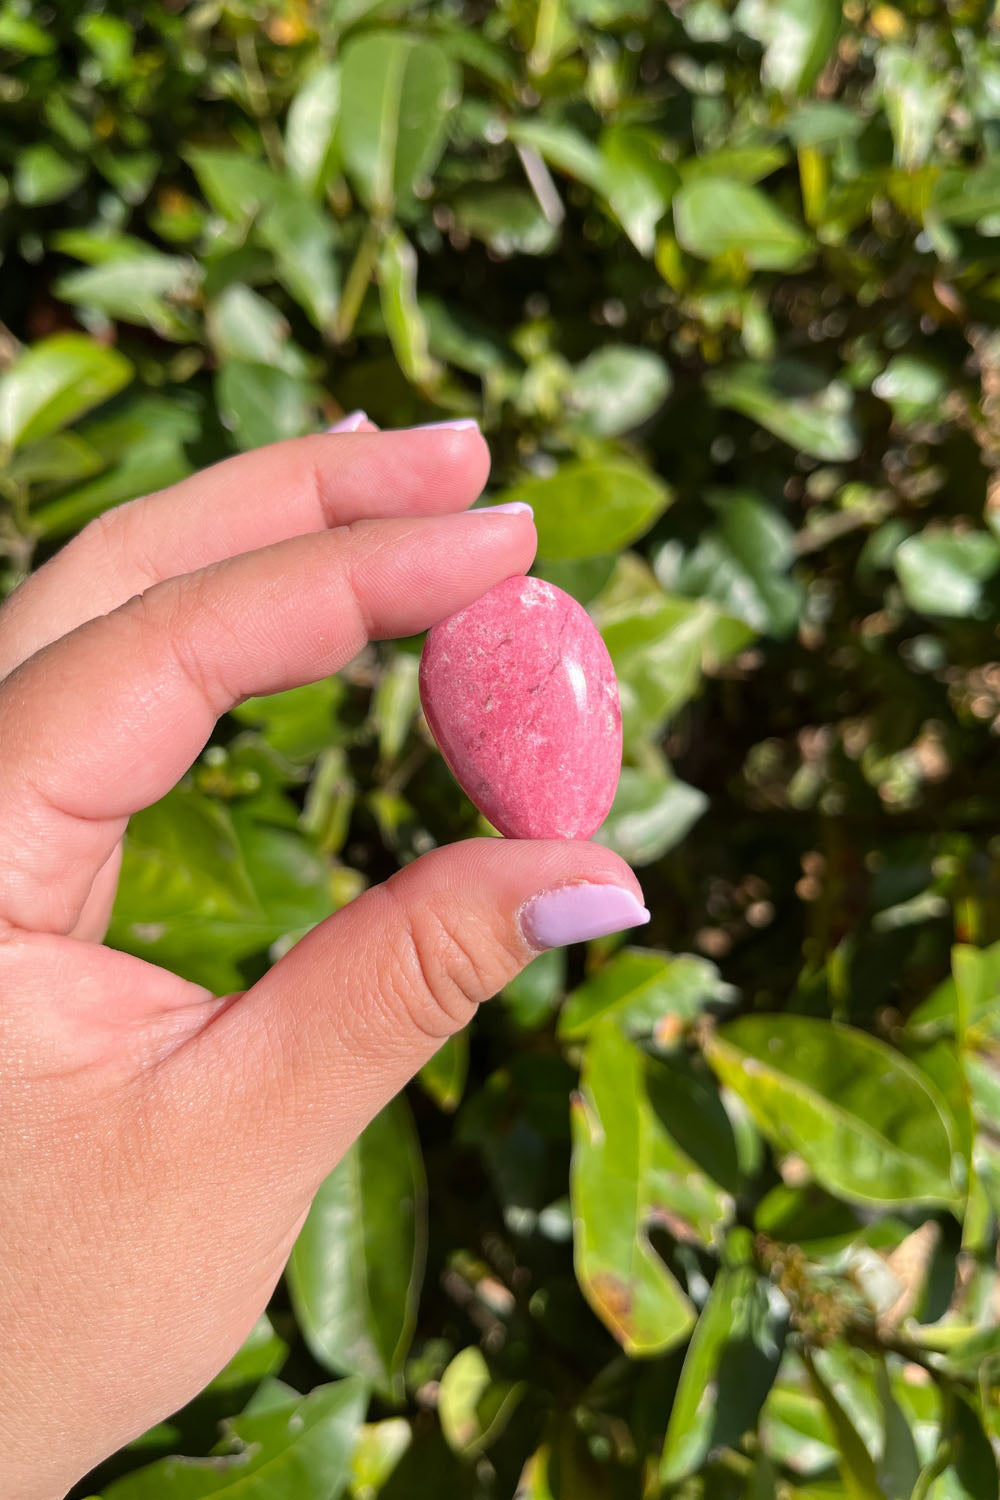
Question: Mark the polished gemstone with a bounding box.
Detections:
[419,575,622,839]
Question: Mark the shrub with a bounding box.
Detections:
[2,2,1000,1496]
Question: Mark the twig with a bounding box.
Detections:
[236,32,284,170]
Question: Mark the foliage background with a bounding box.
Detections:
[3,0,1000,1495]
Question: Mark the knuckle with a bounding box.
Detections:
[156,571,246,716]
[338,526,380,643]
[382,887,511,1040]
[104,587,161,658]
[86,503,162,593]
[302,445,338,529]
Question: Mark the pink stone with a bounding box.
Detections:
[419,575,622,840]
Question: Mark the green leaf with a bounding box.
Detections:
[287,1096,427,1403]
[421,295,517,378]
[594,765,707,866]
[351,1418,412,1497]
[570,1022,695,1355]
[907,942,1000,1040]
[647,1052,745,1199]
[0,334,132,451]
[677,490,803,636]
[599,125,679,255]
[660,1256,787,1483]
[501,948,566,1031]
[452,186,558,256]
[186,148,279,225]
[418,1031,469,1113]
[0,7,55,53]
[872,355,949,426]
[52,228,156,266]
[599,585,752,742]
[55,253,201,339]
[566,346,672,437]
[285,62,341,197]
[681,145,790,185]
[339,31,459,217]
[673,177,811,270]
[107,785,334,992]
[32,442,192,540]
[187,149,339,329]
[877,46,952,171]
[45,92,93,151]
[207,285,308,373]
[96,148,160,207]
[804,1352,885,1500]
[762,1381,839,1478]
[877,1360,921,1500]
[377,229,442,388]
[77,12,133,83]
[102,1379,367,1499]
[203,1314,289,1399]
[735,0,841,96]
[926,1391,1000,1500]
[255,191,340,333]
[894,531,1000,619]
[496,458,672,561]
[5,431,103,489]
[706,360,861,461]
[532,554,616,606]
[216,361,316,451]
[508,118,609,195]
[457,1054,577,1234]
[705,1016,959,1207]
[437,1347,524,1457]
[930,163,1000,228]
[374,650,421,766]
[13,142,85,205]
[232,678,345,761]
[785,101,866,148]
[558,946,734,1041]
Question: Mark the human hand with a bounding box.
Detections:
[0,421,648,1497]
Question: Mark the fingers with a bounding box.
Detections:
[66,845,124,943]
[183,837,649,1186]
[0,508,535,934]
[0,423,490,677]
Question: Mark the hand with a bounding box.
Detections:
[0,422,647,1498]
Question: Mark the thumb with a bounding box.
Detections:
[197,837,648,1184]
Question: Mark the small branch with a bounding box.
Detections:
[516,143,564,226]
[236,32,284,170]
[333,222,380,345]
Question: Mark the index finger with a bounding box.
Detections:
[0,423,490,678]
[0,506,535,936]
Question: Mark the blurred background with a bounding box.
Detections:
[3,1,1000,1496]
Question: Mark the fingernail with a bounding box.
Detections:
[472,501,534,518]
[519,883,650,950]
[327,410,367,433]
[409,418,480,432]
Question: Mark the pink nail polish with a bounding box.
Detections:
[327,410,367,433]
[409,418,480,432]
[472,502,534,518]
[519,884,650,950]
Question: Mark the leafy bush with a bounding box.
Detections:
[3,1,1000,1495]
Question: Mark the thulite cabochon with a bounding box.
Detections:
[419,575,622,840]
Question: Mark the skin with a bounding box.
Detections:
[0,424,643,1498]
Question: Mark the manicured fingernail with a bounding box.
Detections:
[473,501,533,518]
[327,410,367,433]
[519,883,650,950]
[409,418,480,432]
